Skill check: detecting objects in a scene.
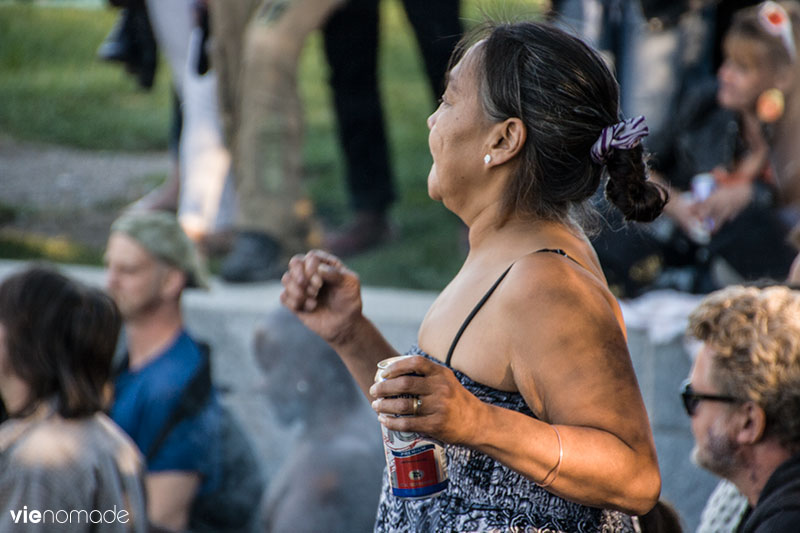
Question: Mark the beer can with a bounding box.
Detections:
[688,172,717,244]
[375,355,449,499]
[691,173,716,202]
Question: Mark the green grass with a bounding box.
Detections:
[0,4,172,149]
[0,229,103,264]
[0,0,541,290]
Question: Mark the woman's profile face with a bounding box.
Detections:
[425,44,492,206]
[717,37,775,112]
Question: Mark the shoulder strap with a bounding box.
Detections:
[145,342,213,462]
[445,264,514,366]
[536,247,582,266]
[445,249,581,366]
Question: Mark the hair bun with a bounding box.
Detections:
[604,145,668,222]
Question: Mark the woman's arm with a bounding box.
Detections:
[280,250,399,397]
[372,257,660,515]
[485,265,661,514]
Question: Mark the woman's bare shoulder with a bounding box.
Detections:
[497,251,628,365]
[504,250,615,311]
[497,253,639,423]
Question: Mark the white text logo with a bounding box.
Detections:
[9,505,129,525]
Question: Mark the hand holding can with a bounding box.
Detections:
[374,356,449,499]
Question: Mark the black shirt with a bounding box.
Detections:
[738,453,800,532]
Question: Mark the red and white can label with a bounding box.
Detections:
[381,426,448,498]
[393,444,448,493]
[376,355,449,499]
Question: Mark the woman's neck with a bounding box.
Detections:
[466,215,579,260]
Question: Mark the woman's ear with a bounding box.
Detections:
[485,118,526,167]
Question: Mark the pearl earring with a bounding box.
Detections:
[484,154,492,164]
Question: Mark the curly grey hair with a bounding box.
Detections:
[688,285,800,451]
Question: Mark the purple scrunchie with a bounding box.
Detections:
[590,115,649,165]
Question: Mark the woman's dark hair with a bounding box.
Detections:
[452,20,667,223]
[0,265,121,418]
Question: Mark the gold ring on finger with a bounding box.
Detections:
[413,397,421,416]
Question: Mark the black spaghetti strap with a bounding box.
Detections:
[536,248,582,266]
[445,248,581,366]
[445,264,513,366]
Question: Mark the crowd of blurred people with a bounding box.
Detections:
[101,0,461,282]
[4,0,800,532]
[580,0,800,298]
[99,0,800,298]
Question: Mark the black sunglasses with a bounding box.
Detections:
[680,379,741,417]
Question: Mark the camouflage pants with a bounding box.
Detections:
[209,0,344,252]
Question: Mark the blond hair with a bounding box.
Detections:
[727,1,800,70]
[688,285,800,449]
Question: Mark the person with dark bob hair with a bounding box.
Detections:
[282,19,665,532]
[0,266,147,532]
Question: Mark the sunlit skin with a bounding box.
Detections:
[426,43,496,213]
[0,323,31,416]
[687,345,743,477]
[717,37,774,114]
[105,233,171,322]
[281,42,660,515]
[789,251,800,284]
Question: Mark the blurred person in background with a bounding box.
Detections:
[683,284,800,532]
[254,308,383,533]
[592,1,800,297]
[0,266,148,533]
[110,0,238,257]
[696,222,800,533]
[208,0,345,282]
[550,0,710,149]
[105,211,222,532]
[321,0,462,257]
[210,0,462,280]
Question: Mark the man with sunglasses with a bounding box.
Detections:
[683,284,800,532]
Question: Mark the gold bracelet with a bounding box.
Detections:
[537,424,563,488]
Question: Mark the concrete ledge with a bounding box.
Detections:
[0,260,715,529]
[0,260,435,485]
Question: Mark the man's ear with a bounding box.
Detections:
[734,401,767,445]
[484,117,526,167]
[161,267,187,300]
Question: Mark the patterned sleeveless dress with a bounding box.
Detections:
[373,250,637,532]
